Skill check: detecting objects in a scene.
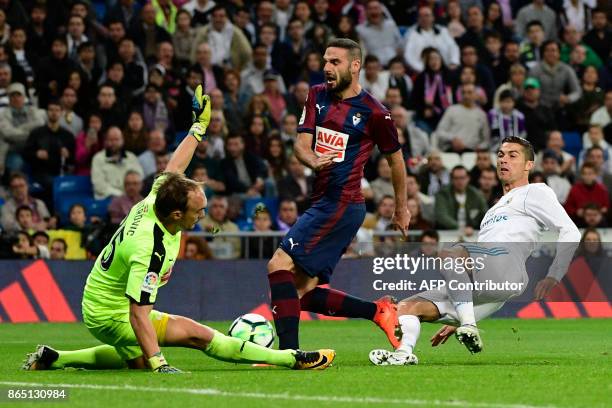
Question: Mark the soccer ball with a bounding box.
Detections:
[228,313,275,348]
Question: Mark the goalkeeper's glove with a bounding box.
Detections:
[188,84,211,142]
[148,352,182,374]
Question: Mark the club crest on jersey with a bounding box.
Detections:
[352,112,361,126]
[142,271,159,293]
[315,126,349,162]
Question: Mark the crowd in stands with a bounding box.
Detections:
[0,0,610,260]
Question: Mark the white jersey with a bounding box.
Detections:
[478,183,581,280]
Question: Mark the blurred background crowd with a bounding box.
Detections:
[0,0,610,261]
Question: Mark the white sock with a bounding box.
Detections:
[397,315,420,355]
[453,301,476,326]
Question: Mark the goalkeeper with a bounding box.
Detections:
[23,86,335,373]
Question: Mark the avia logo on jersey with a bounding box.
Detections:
[315,126,349,162]
[142,271,159,293]
[481,214,509,228]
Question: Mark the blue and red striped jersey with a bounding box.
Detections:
[297,84,400,203]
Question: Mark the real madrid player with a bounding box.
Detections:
[370,136,580,366]
[23,86,335,373]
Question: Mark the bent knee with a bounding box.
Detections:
[398,299,440,322]
[267,249,295,274]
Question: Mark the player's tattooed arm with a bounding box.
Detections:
[294,132,336,171]
[386,149,411,239]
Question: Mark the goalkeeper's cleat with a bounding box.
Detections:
[189,84,211,141]
[369,349,419,366]
[373,295,400,349]
[455,324,483,354]
[153,365,183,374]
[22,345,59,370]
[293,349,335,370]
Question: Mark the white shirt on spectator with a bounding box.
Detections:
[356,19,403,66]
[590,106,611,128]
[403,25,460,72]
[359,70,390,102]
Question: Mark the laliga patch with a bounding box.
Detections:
[315,126,349,162]
[141,271,159,293]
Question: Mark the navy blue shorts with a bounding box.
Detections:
[279,198,366,284]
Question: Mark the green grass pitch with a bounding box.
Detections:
[0,319,609,408]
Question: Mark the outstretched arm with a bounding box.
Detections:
[166,84,211,174]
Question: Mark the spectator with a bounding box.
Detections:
[74,113,103,176]
[0,63,10,107]
[221,68,250,135]
[483,31,505,86]
[411,47,454,133]
[35,37,77,108]
[457,5,492,61]
[0,82,45,174]
[258,22,293,81]
[300,50,325,87]
[434,84,490,153]
[585,145,610,180]
[356,0,402,66]
[262,70,287,126]
[284,80,309,118]
[108,170,143,225]
[128,3,172,62]
[407,196,432,231]
[66,14,88,61]
[276,199,298,232]
[560,25,602,71]
[283,18,312,86]
[15,205,41,235]
[434,165,488,233]
[49,238,68,260]
[390,106,430,161]
[454,65,488,106]
[582,203,606,228]
[387,57,412,110]
[568,65,604,133]
[483,1,513,40]
[359,55,389,102]
[244,205,275,259]
[263,135,287,184]
[516,77,557,151]
[199,195,241,259]
[24,100,75,205]
[32,231,49,250]
[277,154,312,213]
[142,152,170,195]
[182,0,216,28]
[564,162,609,223]
[122,111,148,155]
[185,139,225,194]
[172,10,195,65]
[280,113,297,148]
[406,173,435,223]
[363,195,395,232]
[75,42,101,94]
[8,27,34,87]
[138,129,167,178]
[457,43,496,103]
[515,0,558,41]
[560,0,596,35]
[25,3,52,64]
[192,5,252,72]
[205,109,228,159]
[541,149,572,204]
[141,83,170,135]
[182,236,213,260]
[59,86,83,137]
[417,150,450,196]
[583,8,611,62]
[579,124,611,171]
[96,84,126,130]
[91,126,143,199]
[535,130,576,177]
[520,20,546,70]
[117,38,147,98]
[241,43,284,96]
[233,7,256,45]
[371,156,394,204]
[101,19,127,68]
[590,89,611,128]
[403,6,459,73]
[469,148,496,186]
[220,134,267,196]
[488,90,526,150]
[12,231,48,260]
[478,167,501,207]
[529,40,581,110]
[445,0,466,39]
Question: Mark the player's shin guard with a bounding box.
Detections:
[204,331,295,368]
[300,287,377,319]
[53,345,126,369]
[268,270,300,349]
[397,315,421,355]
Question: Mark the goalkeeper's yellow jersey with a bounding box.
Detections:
[82,174,181,322]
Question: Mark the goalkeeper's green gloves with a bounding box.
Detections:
[188,84,211,142]
[149,352,182,374]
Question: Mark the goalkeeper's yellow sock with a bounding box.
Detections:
[204,331,296,368]
[52,345,126,369]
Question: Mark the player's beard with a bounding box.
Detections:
[327,68,352,94]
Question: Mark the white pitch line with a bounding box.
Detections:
[0,381,557,408]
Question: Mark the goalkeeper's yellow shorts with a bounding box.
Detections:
[84,310,169,361]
